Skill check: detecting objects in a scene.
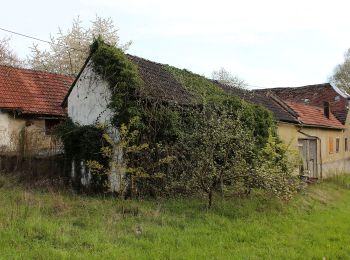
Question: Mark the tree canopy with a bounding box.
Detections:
[27,16,130,76]
[0,37,22,67]
[212,67,246,89]
[330,49,350,93]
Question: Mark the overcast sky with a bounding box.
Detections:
[2,0,350,89]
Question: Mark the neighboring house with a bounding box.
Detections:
[0,65,73,155]
[255,83,350,178]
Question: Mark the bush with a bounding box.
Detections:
[253,133,300,200]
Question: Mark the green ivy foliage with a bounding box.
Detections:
[90,36,144,128]
[58,38,290,201]
[56,118,112,193]
[163,65,275,148]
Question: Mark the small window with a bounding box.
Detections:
[329,137,334,154]
[346,138,348,152]
[45,119,60,135]
[336,138,340,153]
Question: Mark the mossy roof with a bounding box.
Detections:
[63,50,298,124]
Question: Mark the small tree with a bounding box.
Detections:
[253,132,300,200]
[212,67,246,89]
[183,106,255,208]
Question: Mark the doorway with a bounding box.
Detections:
[298,139,318,178]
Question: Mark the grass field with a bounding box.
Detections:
[1,174,350,259]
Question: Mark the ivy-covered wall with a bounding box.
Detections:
[58,37,291,199]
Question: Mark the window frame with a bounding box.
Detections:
[329,137,334,154]
[345,138,348,152]
[336,137,340,153]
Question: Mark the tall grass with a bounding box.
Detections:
[0,174,350,259]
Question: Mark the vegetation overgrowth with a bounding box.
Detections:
[57,38,298,206]
[1,173,350,259]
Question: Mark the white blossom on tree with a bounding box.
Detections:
[0,37,22,67]
[27,16,130,75]
[330,49,350,93]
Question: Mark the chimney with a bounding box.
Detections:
[324,101,330,119]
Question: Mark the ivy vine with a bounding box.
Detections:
[58,37,282,197]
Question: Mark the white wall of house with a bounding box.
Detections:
[67,60,122,193]
[0,112,10,149]
[68,61,113,126]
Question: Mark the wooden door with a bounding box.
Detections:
[298,139,318,178]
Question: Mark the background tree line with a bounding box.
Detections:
[2,15,350,92]
[0,16,244,87]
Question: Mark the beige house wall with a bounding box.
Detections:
[277,121,350,178]
[0,111,59,155]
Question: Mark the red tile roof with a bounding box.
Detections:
[285,101,344,129]
[0,65,73,117]
[256,83,349,124]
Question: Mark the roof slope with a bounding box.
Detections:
[218,83,299,123]
[0,66,73,117]
[65,51,343,130]
[256,83,349,124]
[285,101,344,129]
[127,55,193,104]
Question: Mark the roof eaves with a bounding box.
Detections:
[329,82,350,98]
[300,123,344,130]
[61,54,93,107]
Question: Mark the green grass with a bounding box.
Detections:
[1,175,350,259]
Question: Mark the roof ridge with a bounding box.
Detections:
[267,93,300,119]
[256,83,331,92]
[0,64,74,78]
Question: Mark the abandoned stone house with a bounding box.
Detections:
[0,65,73,155]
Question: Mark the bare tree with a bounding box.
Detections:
[27,16,130,76]
[330,49,350,93]
[212,67,246,89]
[0,37,22,67]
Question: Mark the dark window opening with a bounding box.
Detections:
[45,119,60,135]
[336,138,340,153]
[345,138,348,152]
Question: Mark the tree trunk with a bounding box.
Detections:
[220,176,224,198]
[208,190,213,208]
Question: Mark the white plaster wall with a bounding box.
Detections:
[68,61,114,126]
[0,112,10,149]
[67,60,123,192]
[322,158,350,177]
